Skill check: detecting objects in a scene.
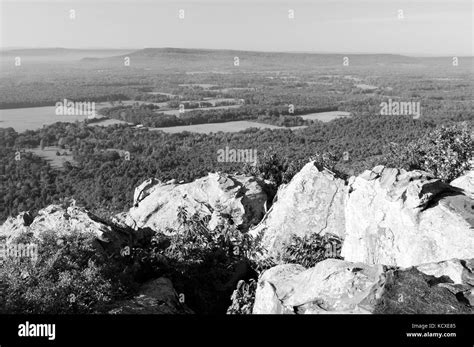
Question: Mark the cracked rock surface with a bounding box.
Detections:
[249,163,473,267]
[249,162,347,260]
[116,172,268,233]
[343,166,474,267]
[253,258,473,314]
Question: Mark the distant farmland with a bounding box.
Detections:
[149,120,306,133]
[300,111,351,122]
[26,146,77,170]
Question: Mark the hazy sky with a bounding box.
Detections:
[1,0,472,56]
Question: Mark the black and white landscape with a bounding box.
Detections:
[0,0,473,321]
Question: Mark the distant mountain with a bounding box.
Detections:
[80,47,422,71]
[0,48,135,62]
[3,47,464,71]
[1,48,134,56]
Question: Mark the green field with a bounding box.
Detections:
[149,120,306,133]
[26,146,76,170]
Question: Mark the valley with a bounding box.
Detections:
[0,47,472,319]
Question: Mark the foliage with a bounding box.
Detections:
[280,233,343,268]
[243,150,288,186]
[227,279,257,315]
[246,149,348,188]
[0,231,128,314]
[281,160,306,184]
[123,207,262,314]
[384,123,473,181]
[418,124,472,181]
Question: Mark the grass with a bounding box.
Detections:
[26,146,77,170]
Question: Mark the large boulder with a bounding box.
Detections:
[249,162,347,260]
[253,260,385,314]
[253,259,473,314]
[416,258,473,285]
[450,170,474,198]
[252,264,307,314]
[342,166,474,267]
[109,277,193,314]
[120,173,268,233]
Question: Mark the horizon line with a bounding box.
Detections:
[1,46,472,58]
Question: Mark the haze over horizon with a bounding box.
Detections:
[1,46,473,58]
[1,0,472,56]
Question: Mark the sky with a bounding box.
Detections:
[0,0,472,56]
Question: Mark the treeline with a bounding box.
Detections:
[0,94,130,110]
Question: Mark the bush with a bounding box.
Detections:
[0,231,128,314]
[243,150,288,186]
[281,160,306,184]
[245,150,349,189]
[419,124,472,181]
[384,123,473,181]
[132,206,263,314]
[280,233,342,268]
[0,205,267,314]
[227,279,257,314]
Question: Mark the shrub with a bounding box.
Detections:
[243,150,288,186]
[227,279,257,314]
[419,124,472,181]
[0,231,125,314]
[384,123,473,181]
[244,150,349,189]
[280,233,342,268]
[0,205,267,314]
[131,206,264,314]
[281,160,305,184]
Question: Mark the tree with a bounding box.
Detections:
[419,124,472,181]
[243,150,287,186]
[384,123,473,182]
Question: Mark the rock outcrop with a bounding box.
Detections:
[0,204,152,255]
[249,162,347,260]
[2,162,472,315]
[249,163,473,267]
[109,277,193,314]
[342,166,474,267]
[253,258,473,314]
[119,173,268,233]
